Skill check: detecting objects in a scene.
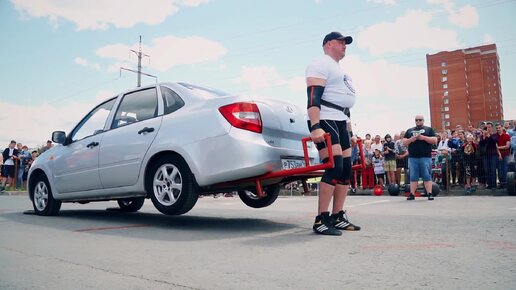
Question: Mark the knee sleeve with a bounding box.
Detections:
[321,155,343,185]
[339,157,352,185]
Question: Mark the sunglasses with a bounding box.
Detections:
[415,119,423,121]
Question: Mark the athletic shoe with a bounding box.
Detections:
[427,193,434,200]
[407,194,415,200]
[313,212,342,236]
[331,210,361,231]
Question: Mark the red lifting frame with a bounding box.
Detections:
[238,133,365,198]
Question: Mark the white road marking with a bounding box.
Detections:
[347,200,393,208]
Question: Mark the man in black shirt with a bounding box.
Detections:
[403,115,437,200]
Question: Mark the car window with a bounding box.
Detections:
[161,86,185,114]
[177,82,230,98]
[71,98,116,142]
[111,88,158,129]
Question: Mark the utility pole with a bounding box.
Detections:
[120,35,157,87]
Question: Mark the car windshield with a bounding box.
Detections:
[177,82,231,98]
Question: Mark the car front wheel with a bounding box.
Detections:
[507,172,515,196]
[31,174,61,216]
[117,197,145,212]
[238,185,280,208]
[146,155,198,215]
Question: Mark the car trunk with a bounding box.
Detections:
[254,99,312,151]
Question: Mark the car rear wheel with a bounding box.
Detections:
[117,197,145,212]
[147,155,198,215]
[507,172,515,196]
[238,185,280,208]
[31,174,61,216]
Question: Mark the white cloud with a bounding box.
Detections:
[339,55,430,137]
[238,66,287,90]
[96,35,227,72]
[11,0,209,30]
[0,100,97,149]
[426,0,479,29]
[483,34,494,44]
[448,5,479,28]
[358,9,461,55]
[367,0,397,5]
[74,57,101,71]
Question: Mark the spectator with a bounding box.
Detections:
[372,149,385,188]
[362,140,375,189]
[365,133,371,142]
[437,131,450,189]
[462,134,477,195]
[349,136,361,194]
[371,135,383,155]
[40,140,53,154]
[403,115,438,201]
[496,123,511,188]
[395,130,409,186]
[17,145,31,190]
[479,122,498,190]
[507,120,516,138]
[448,130,463,186]
[1,140,19,191]
[383,134,396,186]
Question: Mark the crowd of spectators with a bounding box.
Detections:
[0,140,52,191]
[350,120,516,194]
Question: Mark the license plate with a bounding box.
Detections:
[281,159,306,170]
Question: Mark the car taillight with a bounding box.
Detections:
[219,102,262,133]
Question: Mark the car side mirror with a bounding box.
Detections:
[52,131,67,144]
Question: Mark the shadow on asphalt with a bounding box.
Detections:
[0,209,306,242]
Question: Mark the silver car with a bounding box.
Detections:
[28,82,318,216]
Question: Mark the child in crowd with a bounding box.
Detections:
[372,149,385,188]
[462,134,478,195]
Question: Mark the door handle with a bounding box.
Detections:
[87,141,99,148]
[138,127,155,134]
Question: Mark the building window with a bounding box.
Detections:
[442,69,447,75]
[444,99,449,104]
[444,107,449,112]
[442,77,447,82]
[444,91,448,97]
[445,121,450,126]
[441,62,446,67]
[443,84,448,89]
[445,114,450,119]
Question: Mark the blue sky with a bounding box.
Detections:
[1,0,515,148]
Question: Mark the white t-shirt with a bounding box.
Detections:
[4,148,14,166]
[305,54,355,121]
[371,142,383,155]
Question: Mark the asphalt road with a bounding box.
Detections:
[1,194,515,290]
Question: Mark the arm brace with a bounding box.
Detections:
[307,85,325,109]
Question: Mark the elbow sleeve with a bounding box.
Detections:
[307,85,325,109]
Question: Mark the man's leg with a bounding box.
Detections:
[313,143,343,236]
[407,158,418,200]
[332,148,350,213]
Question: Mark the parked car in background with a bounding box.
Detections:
[28,82,317,216]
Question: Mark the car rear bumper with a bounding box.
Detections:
[184,129,317,186]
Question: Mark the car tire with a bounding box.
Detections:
[146,155,198,215]
[117,197,145,212]
[30,174,61,216]
[507,172,515,196]
[238,185,280,208]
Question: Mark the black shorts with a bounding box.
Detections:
[307,120,351,152]
[2,165,15,178]
[396,156,408,169]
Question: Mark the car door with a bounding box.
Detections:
[53,98,117,193]
[98,87,162,188]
